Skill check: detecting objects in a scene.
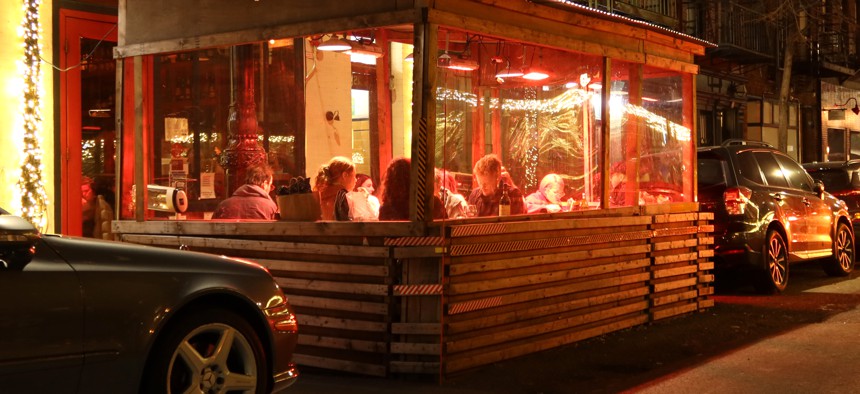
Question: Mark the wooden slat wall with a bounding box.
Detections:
[114,205,712,379]
[116,227,410,377]
[438,205,713,375]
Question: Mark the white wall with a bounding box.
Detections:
[304,42,354,177]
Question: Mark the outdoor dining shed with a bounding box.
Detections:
[112,0,715,379]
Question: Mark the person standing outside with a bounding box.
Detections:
[467,154,524,217]
[212,164,278,219]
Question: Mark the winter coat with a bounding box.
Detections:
[467,183,524,217]
[319,186,351,221]
[212,184,278,220]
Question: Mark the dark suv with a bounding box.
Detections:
[802,160,860,233]
[697,140,855,293]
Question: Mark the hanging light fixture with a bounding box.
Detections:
[438,31,479,71]
[346,36,384,65]
[522,66,550,81]
[521,47,550,81]
[493,43,522,79]
[496,66,524,78]
[446,57,479,71]
[317,34,352,52]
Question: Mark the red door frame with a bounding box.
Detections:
[59,10,117,236]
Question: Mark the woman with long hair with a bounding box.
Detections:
[379,157,446,220]
[314,156,356,221]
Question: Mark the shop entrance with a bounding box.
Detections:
[59,10,117,237]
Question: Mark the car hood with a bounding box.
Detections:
[40,234,270,277]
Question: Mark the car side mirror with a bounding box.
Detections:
[814,181,825,197]
[0,214,40,269]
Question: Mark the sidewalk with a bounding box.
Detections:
[288,272,860,394]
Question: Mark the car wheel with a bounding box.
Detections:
[823,222,855,277]
[754,230,788,294]
[141,308,267,394]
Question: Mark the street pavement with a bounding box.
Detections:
[288,272,860,394]
[631,279,860,394]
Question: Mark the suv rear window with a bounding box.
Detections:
[698,158,725,186]
[736,152,764,184]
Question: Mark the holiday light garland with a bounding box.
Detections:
[17,0,49,231]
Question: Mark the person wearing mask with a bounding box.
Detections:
[467,154,524,217]
[212,164,278,219]
[315,156,356,221]
[525,173,566,213]
[379,157,447,221]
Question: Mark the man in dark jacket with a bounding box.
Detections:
[467,154,524,217]
[212,165,278,219]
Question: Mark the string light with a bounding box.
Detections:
[624,104,691,142]
[17,0,49,231]
[435,87,690,142]
[524,87,539,190]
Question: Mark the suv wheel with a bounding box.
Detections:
[823,222,855,277]
[755,230,788,294]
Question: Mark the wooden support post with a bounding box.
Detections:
[114,57,124,221]
[410,20,438,224]
[134,56,145,222]
[626,63,642,206]
[600,57,611,209]
[686,73,697,201]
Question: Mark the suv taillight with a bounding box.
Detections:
[724,186,751,215]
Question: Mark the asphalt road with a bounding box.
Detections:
[288,264,860,394]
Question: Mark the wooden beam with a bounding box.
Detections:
[277,277,389,296]
[113,220,422,237]
[115,9,421,58]
[255,258,389,277]
[288,295,389,315]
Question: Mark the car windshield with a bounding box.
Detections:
[697,158,726,187]
[809,169,857,191]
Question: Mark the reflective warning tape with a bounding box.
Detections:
[384,237,445,246]
[451,223,508,237]
[448,296,503,314]
[652,226,698,237]
[393,284,443,296]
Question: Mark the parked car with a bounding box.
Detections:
[802,160,860,235]
[0,207,298,393]
[697,140,855,293]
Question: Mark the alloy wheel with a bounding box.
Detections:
[167,322,258,394]
[834,225,854,272]
[766,232,788,291]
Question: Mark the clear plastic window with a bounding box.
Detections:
[435,27,603,217]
